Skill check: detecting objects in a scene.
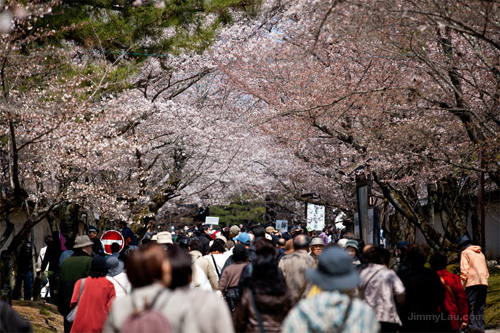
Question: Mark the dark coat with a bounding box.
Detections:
[17,241,33,274]
[198,234,212,255]
[398,266,447,332]
[91,238,105,257]
[41,233,62,274]
[233,288,294,333]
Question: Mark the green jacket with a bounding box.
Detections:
[58,254,92,316]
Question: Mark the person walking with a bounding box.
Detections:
[204,238,230,281]
[118,221,137,247]
[359,246,405,332]
[104,244,200,333]
[318,228,329,245]
[40,231,63,304]
[188,238,218,290]
[458,235,489,332]
[397,244,448,332]
[218,244,249,312]
[69,256,116,333]
[106,257,131,299]
[233,239,294,332]
[430,251,469,331]
[198,225,212,255]
[58,235,94,333]
[165,246,234,333]
[282,246,379,332]
[278,234,314,300]
[344,239,363,266]
[13,234,34,301]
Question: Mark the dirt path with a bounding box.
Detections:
[12,300,63,333]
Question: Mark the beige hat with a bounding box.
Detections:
[310,237,325,247]
[266,226,277,234]
[157,231,173,245]
[73,235,94,248]
[151,234,158,241]
[337,238,348,249]
[230,225,240,236]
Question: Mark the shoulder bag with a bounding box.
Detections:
[66,278,85,322]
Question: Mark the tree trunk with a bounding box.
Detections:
[390,210,415,247]
[373,172,454,251]
[58,203,83,238]
[470,201,481,246]
[0,250,14,303]
[8,121,22,201]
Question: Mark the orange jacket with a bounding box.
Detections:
[460,245,489,287]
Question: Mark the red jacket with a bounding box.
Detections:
[436,269,468,330]
[70,276,116,333]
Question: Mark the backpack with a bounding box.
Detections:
[120,292,173,333]
[224,287,240,312]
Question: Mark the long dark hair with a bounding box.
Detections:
[249,255,288,295]
[250,239,287,295]
[165,245,192,289]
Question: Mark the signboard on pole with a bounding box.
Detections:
[205,216,219,225]
[100,230,124,255]
[275,220,288,233]
[306,203,325,231]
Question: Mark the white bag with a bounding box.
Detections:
[66,305,78,322]
[66,278,85,323]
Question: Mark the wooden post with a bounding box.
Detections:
[478,151,486,254]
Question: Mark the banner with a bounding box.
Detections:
[275,220,288,233]
[306,203,325,231]
[205,216,219,225]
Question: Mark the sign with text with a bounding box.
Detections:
[306,203,325,231]
[205,216,220,225]
[275,220,288,233]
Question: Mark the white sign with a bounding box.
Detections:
[306,203,325,231]
[205,216,220,225]
[276,220,288,233]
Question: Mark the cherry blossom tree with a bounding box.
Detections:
[0,0,268,301]
[212,0,500,250]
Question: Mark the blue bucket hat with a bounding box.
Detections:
[305,246,360,291]
[457,235,472,249]
[233,232,251,245]
[106,257,124,277]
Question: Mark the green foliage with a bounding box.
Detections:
[77,60,138,99]
[209,197,266,226]
[12,0,261,100]
[35,0,261,61]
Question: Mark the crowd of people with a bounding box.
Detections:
[3,223,490,333]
